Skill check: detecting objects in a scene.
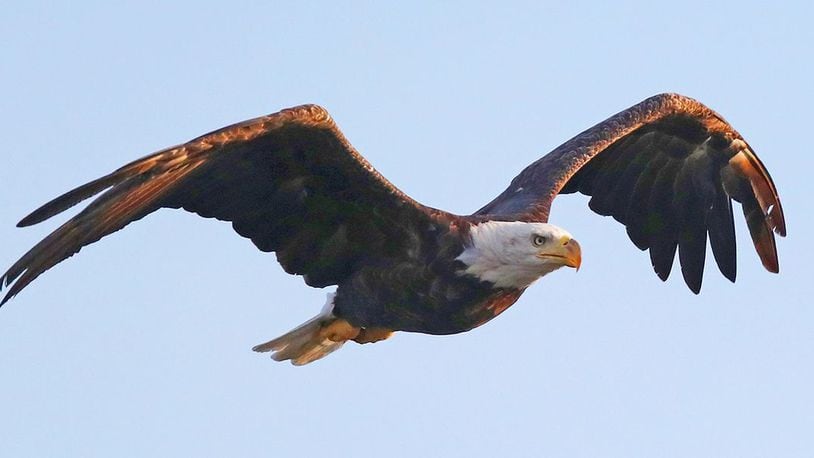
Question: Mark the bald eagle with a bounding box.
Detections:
[1,93,786,365]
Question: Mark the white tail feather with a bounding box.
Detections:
[252,293,359,365]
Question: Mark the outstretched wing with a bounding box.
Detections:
[475,93,786,293]
[2,105,452,304]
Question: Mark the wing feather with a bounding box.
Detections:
[647,157,681,280]
[625,153,670,251]
[707,182,737,282]
[673,157,710,294]
[741,193,779,273]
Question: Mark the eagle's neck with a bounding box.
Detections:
[455,221,559,289]
[457,248,545,289]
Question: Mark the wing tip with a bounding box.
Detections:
[729,148,787,231]
[0,293,12,307]
[0,273,17,307]
[15,172,123,228]
[17,213,44,228]
[683,274,702,295]
[769,203,787,237]
[762,256,780,274]
[722,143,785,278]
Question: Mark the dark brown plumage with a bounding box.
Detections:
[1,93,786,364]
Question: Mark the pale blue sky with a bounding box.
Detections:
[1,2,812,457]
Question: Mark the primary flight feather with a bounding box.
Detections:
[1,93,786,365]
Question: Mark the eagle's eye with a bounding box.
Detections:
[532,235,547,247]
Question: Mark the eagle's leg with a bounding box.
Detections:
[252,292,360,365]
[353,327,394,344]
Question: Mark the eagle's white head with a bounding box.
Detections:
[456,221,581,289]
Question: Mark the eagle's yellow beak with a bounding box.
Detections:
[537,236,582,270]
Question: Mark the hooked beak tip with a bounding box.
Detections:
[563,238,582,271]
